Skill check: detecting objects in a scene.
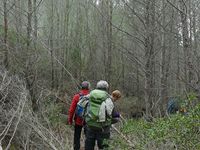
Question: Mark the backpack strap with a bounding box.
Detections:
[79,93,84,96]
[78,93,84,100]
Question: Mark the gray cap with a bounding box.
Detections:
[81,81,90,89]
[96,80,109,90]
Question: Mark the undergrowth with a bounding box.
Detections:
[117,104,200,150]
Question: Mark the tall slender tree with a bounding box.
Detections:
[144,0,156,116]
[3,0,8,68]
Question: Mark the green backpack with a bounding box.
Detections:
[85,89,112,128]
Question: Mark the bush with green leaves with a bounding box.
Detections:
[118,104,200,150]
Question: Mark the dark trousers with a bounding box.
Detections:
[74,125,83,150]
[85,127,110,150]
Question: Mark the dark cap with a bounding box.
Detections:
[81,81,90,90]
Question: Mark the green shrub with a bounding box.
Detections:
[117,104,200,150]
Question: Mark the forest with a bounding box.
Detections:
[0,0,200,149]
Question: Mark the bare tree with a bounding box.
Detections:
[33,0,38,49]
[179,0,192,91]
[144,0,156,116]
[49,0,55,90]
[26,0,38,111]
[3,0,8,68]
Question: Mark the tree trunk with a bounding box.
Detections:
[100,0,113,83]
[27,0,37,112]
[50,0,55,90]
[15,0,22,49]
[61,0,70,88]
[144,0,155,116]
[55,8,60,90]
[3,0,9,68]
[33,0,38,49]
[106,0,113,84]
[179,0,191,92]
[27,0,32,48]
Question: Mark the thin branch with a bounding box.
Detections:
[166,0,186,15]
[121,0,146,28]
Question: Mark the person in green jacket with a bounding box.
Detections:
[85,80,119,150]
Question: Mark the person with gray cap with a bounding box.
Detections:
[68,81,90,150]
[85,80,117,150]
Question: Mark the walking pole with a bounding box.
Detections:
[111,125,135,149]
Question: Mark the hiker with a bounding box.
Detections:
[167,97,179,114]
[111,90,122,123]
[179,107,187,115]
[68,81,90,150]
[111,90,121,102]
[85,80,120,150]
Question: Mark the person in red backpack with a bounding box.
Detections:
[68,81,90,150]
